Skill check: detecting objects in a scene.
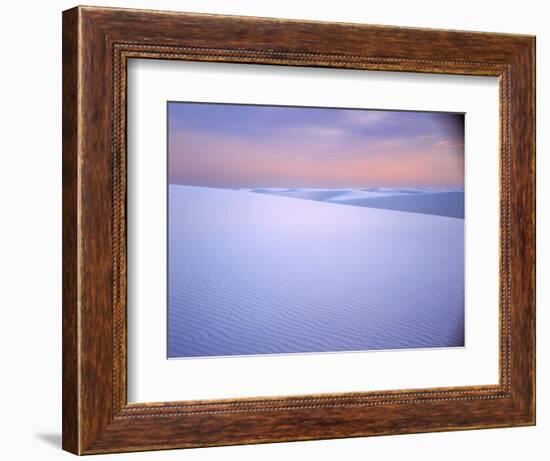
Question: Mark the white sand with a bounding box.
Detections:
[168,185,464,358]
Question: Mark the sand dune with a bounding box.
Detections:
[247,187,464,219]
[330,191,465,218]
[168,185,464,358]
[252,188,347,202]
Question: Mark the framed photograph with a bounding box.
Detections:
[62,6,536,455]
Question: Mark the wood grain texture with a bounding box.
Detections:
[62,7,80,454]
[62,5,536,455]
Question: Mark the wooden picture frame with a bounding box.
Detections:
[62,5,536,455]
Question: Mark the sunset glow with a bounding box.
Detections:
[168,102,464,188]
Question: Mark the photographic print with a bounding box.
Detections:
[167,102,465,358]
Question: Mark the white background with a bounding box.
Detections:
[128,60,499,402]
[0,1,546,460]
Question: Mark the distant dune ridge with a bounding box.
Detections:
[168,185,464,358]
[250,187,465,219]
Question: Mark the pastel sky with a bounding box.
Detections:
[168,102,464,188]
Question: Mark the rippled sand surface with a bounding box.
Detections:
[168,185,464,358]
